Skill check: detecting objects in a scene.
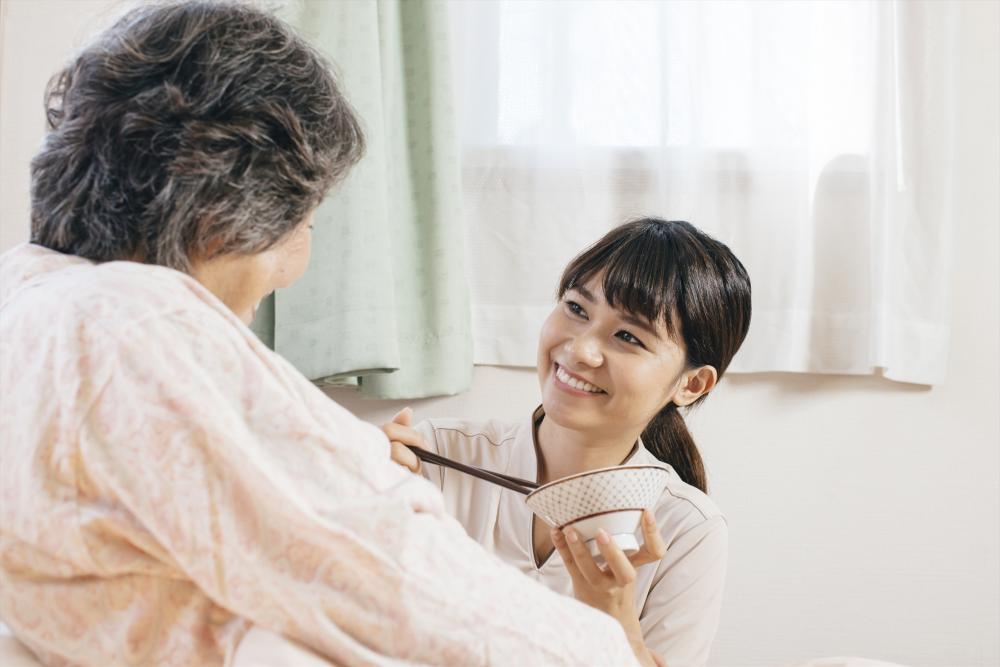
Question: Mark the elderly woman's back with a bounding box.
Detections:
[0,243,326,663]
[0,238,562,664]
[0,3,645,666]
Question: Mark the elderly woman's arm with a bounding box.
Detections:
[77,303,639,666]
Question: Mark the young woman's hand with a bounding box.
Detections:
[551,509,668,665]
[380,407,428,473]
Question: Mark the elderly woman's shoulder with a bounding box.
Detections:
[0,243,223,334]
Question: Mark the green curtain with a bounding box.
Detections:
[252,0,471,399]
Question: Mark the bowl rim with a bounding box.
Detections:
[525,463,670,502]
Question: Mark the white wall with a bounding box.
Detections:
[0,0,142,252]
[2,1,997,666]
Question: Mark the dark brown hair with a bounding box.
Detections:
[30,1,365,272]
[558,218,752,493]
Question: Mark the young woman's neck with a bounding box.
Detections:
[535,415,642,484]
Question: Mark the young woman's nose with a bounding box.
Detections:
[563,333,604,367]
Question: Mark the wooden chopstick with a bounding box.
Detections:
[406,445,538,495]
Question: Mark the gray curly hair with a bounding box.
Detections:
[30,1,365,272]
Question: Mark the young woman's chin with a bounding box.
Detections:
[540,400,586,432]
[540,384,606,431]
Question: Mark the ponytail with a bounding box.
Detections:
[641,403,707,493]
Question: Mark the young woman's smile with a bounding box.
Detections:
[552,362,607,396]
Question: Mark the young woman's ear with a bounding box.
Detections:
[672,365,718,407]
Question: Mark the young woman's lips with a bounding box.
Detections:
[552,363,605,397]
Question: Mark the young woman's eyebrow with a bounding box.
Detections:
[571,285,663,342]
[572,285,596,302]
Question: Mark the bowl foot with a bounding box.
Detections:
[586,532,639,560]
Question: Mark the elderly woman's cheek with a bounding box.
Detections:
[273,228,312,290]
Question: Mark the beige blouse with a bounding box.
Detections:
[0,243,640,667]
[415,415,729,667]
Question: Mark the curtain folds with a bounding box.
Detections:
[256,0,959,395]
[456,0,959,385]
[252,0,471,399]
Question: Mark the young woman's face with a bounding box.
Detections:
[536,273,688,439]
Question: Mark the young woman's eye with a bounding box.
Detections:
[616,330,645,347]
[565,300,587,319]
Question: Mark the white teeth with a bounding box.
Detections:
[555,365,603,393]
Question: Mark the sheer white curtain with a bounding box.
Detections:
[452,0,958,385]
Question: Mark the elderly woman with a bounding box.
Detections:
[0,3,653,666]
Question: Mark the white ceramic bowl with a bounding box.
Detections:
[525,464,670,557]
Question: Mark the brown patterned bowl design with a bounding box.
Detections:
[525,464,670,557]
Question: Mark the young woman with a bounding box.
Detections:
[384,218,752,667]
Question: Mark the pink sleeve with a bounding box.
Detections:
[80,311,639,666]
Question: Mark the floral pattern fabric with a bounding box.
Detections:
[0,243,638,667]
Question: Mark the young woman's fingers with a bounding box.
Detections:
[631,509,668,567]
[552,529,594,593]
[391,406,413,426]
[381,422,428,450]
[562,527,609,587]
[594,529,637,587]
[551,528,588,588]
[389,441,420,472]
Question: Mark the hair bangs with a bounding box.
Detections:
[558,224,683,339]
